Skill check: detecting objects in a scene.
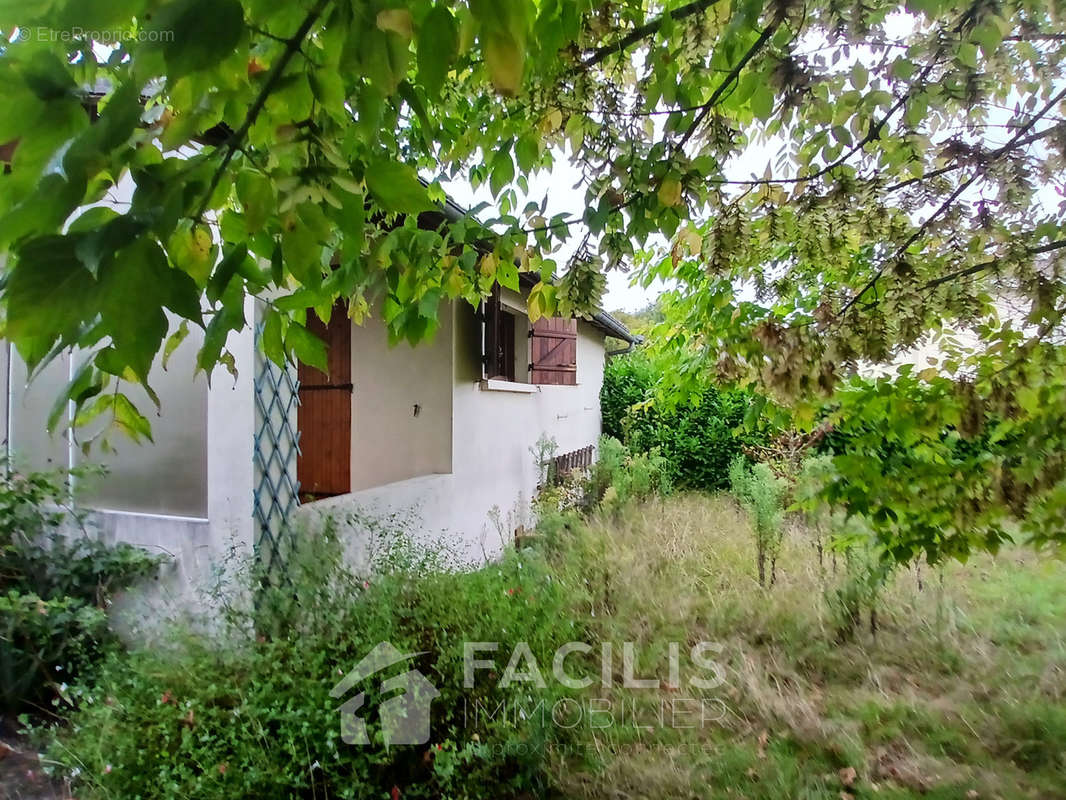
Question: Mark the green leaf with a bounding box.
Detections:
[489,150,515,197]
[112,393,154,443]
[418,5,459,96]
[750,85,773,121]
[973,21,1003,58]
[310,70,348,115]
[957,41,978,69]
[47,357,102,434]
[281,218,323,287]
[892,58,916,80]
[163,321,192,369]
[168,221,215,286]
[377,8,413,39]
[365,160,435,214]
[198,276,245,379]
[286,320,329,372]
[658,176,683,208]
[97,239,174,381]
[6,235,97,369]
[67,206,119,234]
[483,30,525,96]
[472,0,529,96]
[361,27,411,94]
[207,244,250,305]
[151,0,245,79]
[74,394,115,429]
[497,258,519,291]
[261,307,286,367]
[515,134,540,172]
[851,63,868,90]
[236,170,275,234]
[19,51,78,101]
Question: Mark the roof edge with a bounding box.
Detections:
[590,311,639,344]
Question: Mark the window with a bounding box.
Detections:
[482,287,578,386]
[496,307,517,381]
[483,286,522,382]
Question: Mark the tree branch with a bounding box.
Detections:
[886,122,1066,194]
[194,0,331,221]
[578,0,717,72]
[677,20,780,149]
[700,58,940,187]
[839,86,1066,315]
[1003,32,1066,42]
[923,239,1066,290]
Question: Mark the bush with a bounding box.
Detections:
[600,352,657,441]
[48,522,585,800]
[601,352,771,490]
[0,462,163,710]
[588,436,671,510]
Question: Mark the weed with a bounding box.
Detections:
[540,492,1066,800]
[728,456,787,587]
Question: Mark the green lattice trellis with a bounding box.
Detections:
[252,323,301,579]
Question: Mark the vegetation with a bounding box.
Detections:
[40,471,1066,799]
[728,456,786,587]
[45,521,581,799]
[0,462,164,711]
[545,492,1066,800]
[589,435,673,511]
[601,351,771,490]
[1,0,1065,791]
[1,0,1064,560]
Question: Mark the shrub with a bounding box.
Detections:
[0,592,109,708]
[601,352,771,490]
[600,351,657,441]
[728,456,787,587]
[48,522,585,800]
[0,462,163,710]
[587,436,671,511]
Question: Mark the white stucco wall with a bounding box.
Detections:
[349,310,453,491]
[302,299,607,566]
[6,243,606,618]
[2,299,258,633]
[93,301,257,634]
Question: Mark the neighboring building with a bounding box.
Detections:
[0,197,636,614]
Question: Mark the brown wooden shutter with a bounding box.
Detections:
[530,317,577,385]
[297,302,352,498]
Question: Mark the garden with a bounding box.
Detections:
[2,0,1066,797]
[2,353,1064,799]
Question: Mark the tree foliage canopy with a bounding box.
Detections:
[0,0,1064,553]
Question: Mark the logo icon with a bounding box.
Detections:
[330,642,440,746]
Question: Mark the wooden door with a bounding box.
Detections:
[297,303,352,498]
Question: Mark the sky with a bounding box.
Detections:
[441,161,664,313]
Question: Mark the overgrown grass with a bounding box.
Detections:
[544,492,1066,799]
[41,490,1066,799]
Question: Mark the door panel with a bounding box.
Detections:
[297,303,352,497]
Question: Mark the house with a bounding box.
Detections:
[0,186,636,613]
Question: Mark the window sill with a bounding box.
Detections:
[479,379,538,394]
